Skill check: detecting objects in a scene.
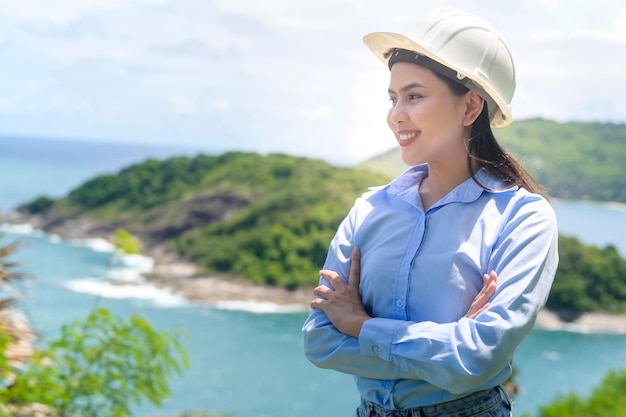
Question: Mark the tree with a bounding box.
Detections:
[110,229,143,255]
[0,307,188,417]
[0,237,189,417]
[529,368,626,417]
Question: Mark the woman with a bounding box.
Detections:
[302,8,559,417]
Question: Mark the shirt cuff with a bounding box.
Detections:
[359,317,403,360]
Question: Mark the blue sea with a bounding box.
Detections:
[1,135,626,417]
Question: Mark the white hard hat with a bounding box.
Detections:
[363,8,515,127]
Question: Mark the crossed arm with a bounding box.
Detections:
[310,247,498,338]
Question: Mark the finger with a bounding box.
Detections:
[477,275,496,301]
[313,285,333,299]
[466,274,495,317]
[319,270,344,289]
[348,247,361,288]
[310,297,325,310]
[469,303,490,319]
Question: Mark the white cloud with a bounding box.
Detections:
[23,79,38,91]
[614,8,626,42]
[543,0,560,9]
[138,0,168,4]
[2,0,128,24]
[0,98,15,111]
[300,106,331,121]
[208,100,233,112]
[345,70,396,161]
[1,0,625,164]
[168,94,197,114]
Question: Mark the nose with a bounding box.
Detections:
[388,101,408,126]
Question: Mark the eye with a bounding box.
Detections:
[388,97,398,105]
[408,94,423,100]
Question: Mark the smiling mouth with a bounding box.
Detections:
[398,132,417,141]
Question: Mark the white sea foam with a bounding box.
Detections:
[212,300,309,314]
[606,202,626,212]
[105,268,145,283]
[107,252,155,284]
[47,234,62,243]
[71,237,116,253]
[0,222,45,236]
[112,252,154,272]
[65,279,187,308]
[541,350,561,361]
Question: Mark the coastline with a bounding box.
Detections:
[143,259,313,308]
[2,212,626,332]
[147,260,626,333]
[143,255,626,334]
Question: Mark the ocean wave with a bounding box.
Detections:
[65,278,188,308]
[48,234,62,243]
[69,237,116,253]
[606,202,626,212]
[0,222,45,237]
[212,300,309,314]
[112,252,154,272]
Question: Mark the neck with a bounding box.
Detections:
[419,161,472,211]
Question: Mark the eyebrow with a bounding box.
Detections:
[388,82,425,95]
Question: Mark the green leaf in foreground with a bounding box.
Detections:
[1,307,189,417]
[531,368,626,417]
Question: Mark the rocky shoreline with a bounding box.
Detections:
[141,255,626,334]
[146,261,626,333]
[143,259,313,307]
[3,209,626,333]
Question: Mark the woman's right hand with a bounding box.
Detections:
[465,271,498,319]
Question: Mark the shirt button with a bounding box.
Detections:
[396,300,404,307]
[372,345,380,355]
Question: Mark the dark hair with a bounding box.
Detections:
[432,72,548,199]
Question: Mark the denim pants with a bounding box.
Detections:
[355,386,512,417]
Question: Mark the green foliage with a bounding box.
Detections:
[41,151,389,289]
[530,368,626,417]
[173,155,387,289]
[19,150,626,313]
[0,307,189,417]
[17,195,56,214]
[548,236,626,313]
[0,327,14,379]
[110,229,142,255]
[357,118,626,203]
[497,119,626,202]
[65,152,319,212]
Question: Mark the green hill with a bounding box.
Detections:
[19,152,390,290]
[17,148,626,314]
[357,118,626,203]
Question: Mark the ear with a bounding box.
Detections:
[462,91,484,126]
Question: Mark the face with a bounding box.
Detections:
[386,62,473,167]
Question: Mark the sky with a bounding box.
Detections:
[1,0,625,165]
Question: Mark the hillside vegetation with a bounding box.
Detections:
[18,147,626,314]
[357,118,626,203]
[20,152,389,290]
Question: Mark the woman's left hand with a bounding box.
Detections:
[310,247,371,338]
[465,270,498,319]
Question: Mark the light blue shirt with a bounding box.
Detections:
[302,164,559,409]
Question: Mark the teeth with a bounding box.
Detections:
[399,132,416,140]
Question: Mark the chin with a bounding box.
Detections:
[400,153,423,167]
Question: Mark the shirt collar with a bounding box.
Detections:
[377,163,516,209]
